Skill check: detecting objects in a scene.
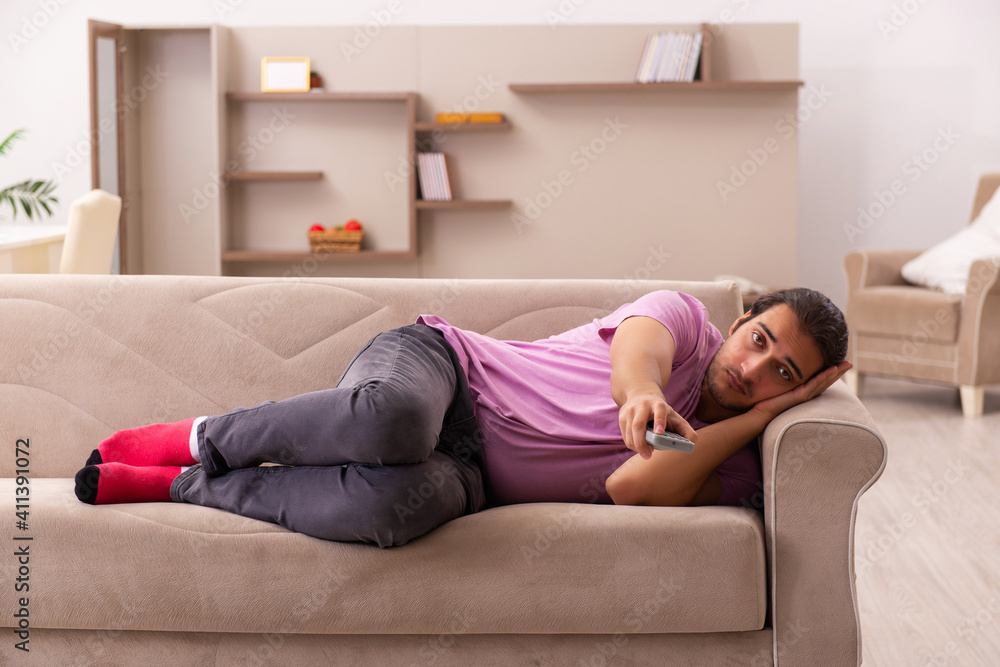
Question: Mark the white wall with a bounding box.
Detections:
[2,0,998,306]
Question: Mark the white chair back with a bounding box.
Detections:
[59,189,121,274]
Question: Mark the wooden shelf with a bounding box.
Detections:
[221,249,416,262]
[508,81,804,93]
[227,91,416,102]
[416,199,512,210]
[415,122,512,133]
[220,91,419,267]
[226,171,323,181]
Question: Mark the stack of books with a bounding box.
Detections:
[635,31,703,83]
[416,152,453,201]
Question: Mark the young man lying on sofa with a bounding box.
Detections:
[75,287,852,548]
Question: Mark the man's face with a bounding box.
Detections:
[704,303,825,413]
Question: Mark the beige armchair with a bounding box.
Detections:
[844,173,1000,416]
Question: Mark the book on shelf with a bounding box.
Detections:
[635,34,656,83]
[635,31,702,83]
[416,152,453,201]
[416,153,435,200]
[653,33,677,82]
[671,33,694,81]
[682,32,703,82]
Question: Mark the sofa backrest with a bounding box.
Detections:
[0,275,741,477]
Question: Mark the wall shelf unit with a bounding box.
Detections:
[508,23,802,95]
[95,22,803,283]
[508,81,803,93]
[225,88,510,264]
[414,119,512,216]
[221,249,415,263]
[226,91,415,103]
[415,122,512,133]
[226,171,323,181]
[416,199,511,210]
[223,90,418,265]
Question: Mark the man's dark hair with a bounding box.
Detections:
[742,288,849,371]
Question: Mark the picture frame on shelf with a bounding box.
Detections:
[260,57,311,93]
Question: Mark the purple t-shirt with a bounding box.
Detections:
[416,290,760,507]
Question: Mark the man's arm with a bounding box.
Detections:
[606,409,775,506]
[608,315,697,456]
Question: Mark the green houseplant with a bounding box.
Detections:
[0,129,59,221]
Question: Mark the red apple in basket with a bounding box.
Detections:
[344,220,363,231]
[308,224,325,233]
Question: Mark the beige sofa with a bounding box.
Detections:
[0,275,886,666]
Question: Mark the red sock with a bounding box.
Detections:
[88,417,202,467]
[75,463,184,505]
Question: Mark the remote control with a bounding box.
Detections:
[644,425,695,453]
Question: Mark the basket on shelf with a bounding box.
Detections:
[308,229,363,253]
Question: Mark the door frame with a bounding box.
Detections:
[87,19,128,273]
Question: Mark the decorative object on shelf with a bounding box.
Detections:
[635,31,703,83]
[435,112,505,124]
[416,152,453,201]
[307,221,363,252]
[260,57,311,93]
[309,70,324,92]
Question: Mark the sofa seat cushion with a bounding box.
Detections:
[7,479,767,636]
[848,285,963,343]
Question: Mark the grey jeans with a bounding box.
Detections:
[171,324,486,547]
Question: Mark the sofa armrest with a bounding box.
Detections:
[759,381,887,666]
[844,249,922,294]
[958,257,1000,385]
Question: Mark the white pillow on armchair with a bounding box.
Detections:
[901,186,1000,294]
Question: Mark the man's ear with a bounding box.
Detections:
[729,310,753,336]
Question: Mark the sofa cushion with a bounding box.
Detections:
[7,479,767,636]
[848,285,962,343]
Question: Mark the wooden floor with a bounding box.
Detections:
[853,376,1000,666]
